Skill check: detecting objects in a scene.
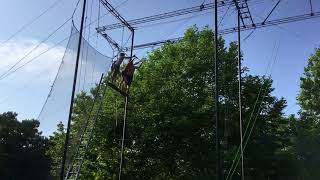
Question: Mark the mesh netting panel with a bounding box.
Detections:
[37,25,113,175]
[38,24,112,137]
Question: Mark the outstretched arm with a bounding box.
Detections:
[133,61,144,68]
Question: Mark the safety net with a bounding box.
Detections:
[37,24,113,174]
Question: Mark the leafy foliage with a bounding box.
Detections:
[298,48,320,115]
[295,48,320,179]
[46,121,65,178]
[0,112,51,179]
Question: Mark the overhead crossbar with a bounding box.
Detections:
[97,0,266,32]
[123,38,181,51]
[97,2,216,31]
[124,11,320,50]
[221,11,320,34]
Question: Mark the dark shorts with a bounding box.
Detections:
[124,75,133,85]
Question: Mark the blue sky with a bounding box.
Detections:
[0,0,319,135]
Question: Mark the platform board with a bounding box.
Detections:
[107,82,129,97]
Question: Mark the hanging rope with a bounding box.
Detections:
[226,41,280,180]
[114,97,119,145]
[229,42,280,179]
[118,86,129,180]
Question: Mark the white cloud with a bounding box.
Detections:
[0,39,66,113]
[0,39,65,83]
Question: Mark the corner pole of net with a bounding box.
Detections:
[60,0,87,179]
[118,28,134,180]
[237,5,245,180]
[214,0,222,179]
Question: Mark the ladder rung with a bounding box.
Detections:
[68,165,79,173]
[79,144,87,149]
[240,11,249,14]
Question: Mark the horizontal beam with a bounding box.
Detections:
[97,1,236,31]
[220,11,320,34]
[123,38,182,51]
[124,11,320,51]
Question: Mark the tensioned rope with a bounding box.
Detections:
[225,41,278,179]
[226,41,280,180]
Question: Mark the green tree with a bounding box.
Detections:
[0,112,51,179]
[47,121,65,178]
[295,48,320,179]
[298,48,320,115]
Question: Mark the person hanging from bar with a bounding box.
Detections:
[121,56,141,91]
[111,52,127,83]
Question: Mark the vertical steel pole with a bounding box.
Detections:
[118,29,134,180]
[118,94,128,180]
[309,0,313,15]
[60,0,87,179]
[237,7,245,180]
[214,0,222,179]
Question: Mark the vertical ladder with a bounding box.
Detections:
[233,0,255,27]
[64,127,91,180]
[64,75,105,180]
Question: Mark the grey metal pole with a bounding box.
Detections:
[214,0,222,179]
[60,0,87,179]
[237,7,245,180]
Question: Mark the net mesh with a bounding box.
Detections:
[38,25,112,131]
[37,24,113,174]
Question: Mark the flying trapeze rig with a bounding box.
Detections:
[57,0,320,180]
